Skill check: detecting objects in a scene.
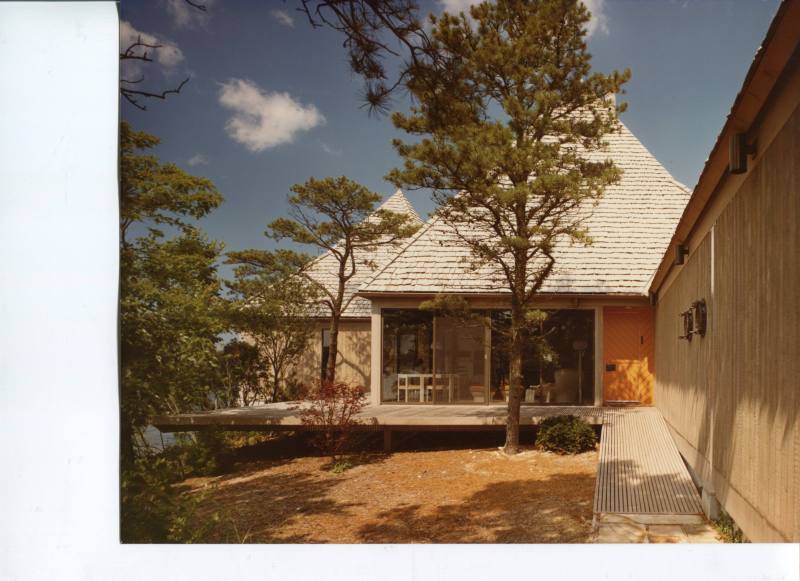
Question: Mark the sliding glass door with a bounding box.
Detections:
[381,309,433,403]
[490,309,595,405]
[380,307,594,405]
[433,315,488,403]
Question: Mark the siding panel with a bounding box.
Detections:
[293,321,372,390]
[655,103,800,542]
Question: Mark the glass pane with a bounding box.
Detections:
[434,315,487,403]
[490,309,595,405]
[381,310,433,402]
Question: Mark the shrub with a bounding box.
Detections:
[121,455,218,543]
[169,428,235,477]
[536,415,597,454]
[300,380,367,461]
[714,510,748,543]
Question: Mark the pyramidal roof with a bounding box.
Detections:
[376,189,424,223]
[306,189,424,318]
[360,121,691,297]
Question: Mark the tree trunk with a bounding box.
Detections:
[272,365,280,403]
[325,314,340,384]
[504,300,525,454]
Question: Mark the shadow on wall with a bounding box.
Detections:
[656,110,800,541]
[336,325,371,391]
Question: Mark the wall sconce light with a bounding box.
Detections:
[649,291,658,306]
[674,243,689,266]
[679,299,707,341]
[729,132,756,174]
[691,299,707,337]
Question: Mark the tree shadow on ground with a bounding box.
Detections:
[193,469,363,543]
[357,472,595,543]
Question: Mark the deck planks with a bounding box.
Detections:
[593,407,702,515]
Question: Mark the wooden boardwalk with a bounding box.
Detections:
[594,407,702,515]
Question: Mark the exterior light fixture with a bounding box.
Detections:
[729,132,756,174]
[674,243,689,266]
[649,291,658,306]
[679,299,707,341]
[690,299,707,337]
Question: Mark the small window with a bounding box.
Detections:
[320,328,331,379]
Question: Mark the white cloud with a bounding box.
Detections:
[321,142,341,156]
[120,20,184,79]
[582,0,609,37]
[437,0,608,37]
[271,8,295,28]
[166,0,213,29]
[187,153,209,166]
[218,79,325,152]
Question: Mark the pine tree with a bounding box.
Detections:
[388,0,629,453]
[267,176,419,383]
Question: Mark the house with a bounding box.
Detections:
[216,0,798,543]
[295,119,692,408]
[648,0,799,542]
[288,1,799,543]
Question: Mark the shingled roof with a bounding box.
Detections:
[306,189,424,318]
[360,121,691,297]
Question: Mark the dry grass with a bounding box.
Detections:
[182,433,598,543]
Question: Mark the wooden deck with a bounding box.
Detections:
[153,402,605,431]
[593,407,702,515]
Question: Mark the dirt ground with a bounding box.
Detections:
[182,432,598,543]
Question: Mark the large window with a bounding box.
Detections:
[490,309,595,405]
[381,310,433,402]
[380,307,595,405]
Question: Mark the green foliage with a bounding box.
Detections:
[120,121,222,243]
[225,249,319,402]
[419,293,475,321]
[120,454,218,543]
[268,176,419,261]
[119,122,226,464]
[330,460,354,474]
[714,510,748,543]
[219,340,264,407]
[536,415,597,454]
[266,175,419,382]
[170,430,235,477]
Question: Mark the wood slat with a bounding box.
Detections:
[594,407,703,515]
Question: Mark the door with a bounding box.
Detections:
[602,306,654,404]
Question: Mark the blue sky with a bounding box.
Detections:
[121,0,780,262]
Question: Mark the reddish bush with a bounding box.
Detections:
[300,381,367,460]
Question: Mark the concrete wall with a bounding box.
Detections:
[293,320,371,390]
[655,74,799,541]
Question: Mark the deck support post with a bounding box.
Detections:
[383,429,392,453]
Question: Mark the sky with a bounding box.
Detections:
[120,0,780,263]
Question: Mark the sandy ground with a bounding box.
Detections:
[182,433,598,543]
